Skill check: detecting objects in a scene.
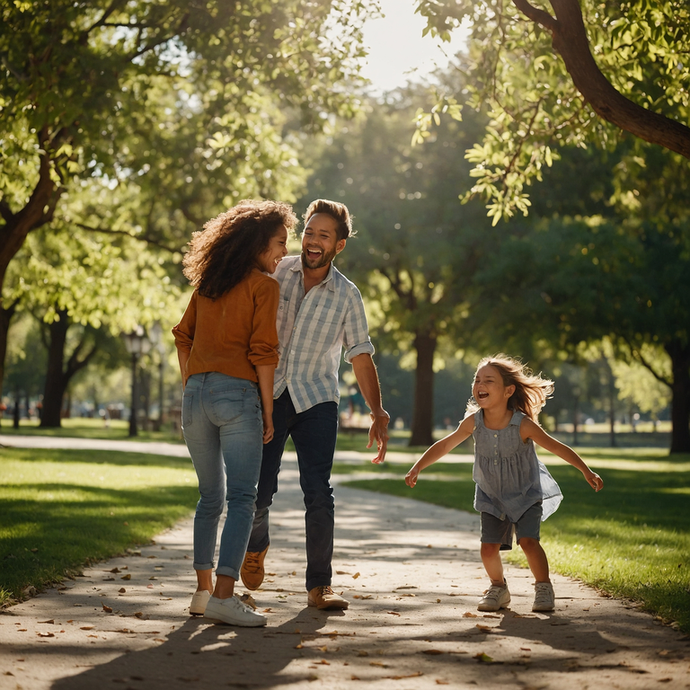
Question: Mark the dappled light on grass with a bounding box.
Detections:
[0,448,197,604]
[343,453,690,632]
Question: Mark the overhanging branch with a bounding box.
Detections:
[512,0,690,158]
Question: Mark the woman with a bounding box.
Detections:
[172,199,296,627]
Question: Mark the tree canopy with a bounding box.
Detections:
[0,0,376,390]
[415,0,690,223]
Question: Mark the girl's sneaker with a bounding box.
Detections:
[477,583,511,611]
[532,582,555,612]
[204,595,267,627]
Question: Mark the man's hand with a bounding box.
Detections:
[368,411,390,464]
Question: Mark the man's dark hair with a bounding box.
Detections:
[303,199,354,241]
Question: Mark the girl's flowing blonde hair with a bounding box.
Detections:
[468,354,554,422]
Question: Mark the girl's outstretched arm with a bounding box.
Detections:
[520,418,604,491]
[405,415,475,488]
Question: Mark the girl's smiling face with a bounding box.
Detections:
[472,364,515,409]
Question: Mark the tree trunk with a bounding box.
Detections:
[409,332,437,447]
[40,314,70,427]
[0,304,17,404]
[13,385,21,428]
[40,313,99,428]
[0,127,66,396]
[667,341,690,454]
[607,361,617,448]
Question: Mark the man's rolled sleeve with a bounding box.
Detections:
[343,285,375,364]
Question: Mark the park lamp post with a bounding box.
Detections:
[122,326,151,438]
[148,321,166,431]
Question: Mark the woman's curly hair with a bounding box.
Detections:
[182,199,297,300]
[467,353,554,422]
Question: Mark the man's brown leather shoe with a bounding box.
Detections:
[240,546,269,590]
[307,585,349,610]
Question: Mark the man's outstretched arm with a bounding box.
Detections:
[351,353,390,464]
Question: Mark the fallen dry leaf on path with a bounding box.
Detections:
[121,574,131,581]
[422,650,445,655]
[38,620,54,624]
[462,612,478,618]
[240,594,257,610]
[37,632,55,638]
[474,652,494,663]
[386,611,401,616]
[383,672,423,679]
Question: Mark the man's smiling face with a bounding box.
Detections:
[301,213,346,270]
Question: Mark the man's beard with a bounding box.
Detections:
[301,246,337,270]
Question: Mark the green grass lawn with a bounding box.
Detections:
[0,447,197,605]
[2,417,673,453]
[337,449,690,633]
[0,417,185,443]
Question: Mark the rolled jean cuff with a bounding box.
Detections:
[216,565,240,580]
[193,561,214,571]
[306,578,331,592]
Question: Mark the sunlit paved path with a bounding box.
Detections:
[1,436,688,689]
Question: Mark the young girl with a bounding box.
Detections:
[173,199,297,627]
[405,354,603,613]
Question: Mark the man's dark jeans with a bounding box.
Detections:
[247,390,338,592]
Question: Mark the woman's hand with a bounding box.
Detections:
[262,414,274,445]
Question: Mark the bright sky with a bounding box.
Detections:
[360,0,468,92]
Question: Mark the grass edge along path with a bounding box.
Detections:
[338,453,690,634]
[0,447,198,606]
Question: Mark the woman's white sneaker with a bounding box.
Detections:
[532,581,555,612]
[189,590,211,616]
[204,595,267,627]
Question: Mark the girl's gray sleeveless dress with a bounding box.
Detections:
[472,410,563,522]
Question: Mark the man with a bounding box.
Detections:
[241,199,390,610]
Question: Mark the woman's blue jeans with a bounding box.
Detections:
[182,372,263,580]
